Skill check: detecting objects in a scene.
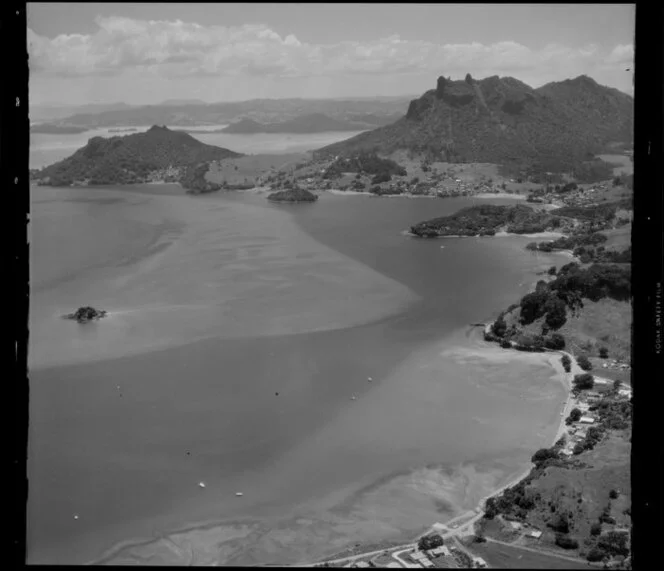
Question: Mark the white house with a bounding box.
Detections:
[472,557,488,568]
[429,546,450,557]
[528,530,543,539]
[579,416,596,424]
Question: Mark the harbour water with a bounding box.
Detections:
[27,184,569,564]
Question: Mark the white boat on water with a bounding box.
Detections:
[199,482,206,488]
[236,492,243,497]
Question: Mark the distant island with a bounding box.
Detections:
[30,125,242,188]
[63,306,107,323]
[267,187,318,203]
[30,123,89,134]
[34,98,411,130]
[220,113,396,134]
[108,127,138,133]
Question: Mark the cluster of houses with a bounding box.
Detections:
[399,545,487,569]
[558,381,632,457]
[146,165,181,183]
[529,182,611,208]
[601,359,631,372]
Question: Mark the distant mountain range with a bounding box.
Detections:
[30,102,135,123]
[315,74,633,173]
[31,125,241,186]
[29,97,412,130]
[219,112,400,134]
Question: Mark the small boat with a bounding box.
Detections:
[73,514,79,520]
[367,377,372,381]
[199,482,206,488]
[351,395,357,401]
[236,492,243,497]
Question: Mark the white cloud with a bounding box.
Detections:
[27,16,634,93]
[605,44,634,65]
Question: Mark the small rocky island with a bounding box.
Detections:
[267,188,319,203]
[63,306,108,323]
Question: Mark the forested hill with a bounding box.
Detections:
[314,74,633,173]
[32,125,242,186]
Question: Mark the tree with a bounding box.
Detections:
[418,534,444,551]
[545,333,566,350]
[568,408,582,422]
[561,354,572,369]
[532,447,557,464]
[549,513,570,534]
[609,489,619,499]
[599,347,609,358]
[484,498,497,519]
[597,531,629,557]
[554,534,578,549]
[586,547,607,562]
[548,266,557,276]
[544,296,567,329]
[493,315,507,337]
[576,355,593,371]
[573,373,595,391]
[590,522,602,536]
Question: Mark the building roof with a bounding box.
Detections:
[421,561,434,568]
[580,416,596,423]
[354,562,370,568]
[529,530,543,538]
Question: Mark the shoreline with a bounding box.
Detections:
[300,332,575,567]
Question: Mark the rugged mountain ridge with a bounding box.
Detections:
[32,125,241,186]
[314,74,633,172]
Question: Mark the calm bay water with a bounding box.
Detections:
[27,185,569,564]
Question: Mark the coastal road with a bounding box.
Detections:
[483,536,590,565]
[392,547,418,567]
[294,543,417,568]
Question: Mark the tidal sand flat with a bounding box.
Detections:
[90,328,566,566]
[29,191,569,565]
[29,186,418,369]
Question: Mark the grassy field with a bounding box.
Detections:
[523,431,631,557]
[467,542,589,569]
[506,297,631,362]
[596,154,633,177]
[207,153,310,186]
[555,298,632,361]
[599,224,632,252]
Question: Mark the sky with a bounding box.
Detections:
[27,3,635,106]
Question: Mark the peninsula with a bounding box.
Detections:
[267,187,319,203]
[30,125,242,189]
